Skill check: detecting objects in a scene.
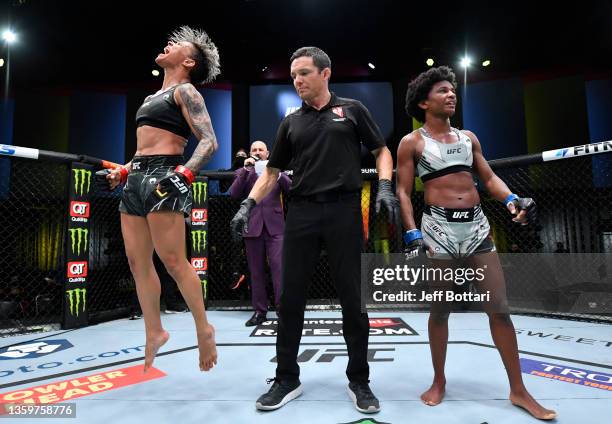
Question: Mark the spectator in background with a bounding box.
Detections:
[510,243,522,254]
[554,241,569,253]
[231,148,248,171]
[230,141,291,326]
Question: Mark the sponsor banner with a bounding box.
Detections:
[0,345,144,378]
[64,163,93,329]
[191,180,208,205]
[69,201,90,221]
[191,257,207,272]
[70,167,92,198]
[0,341,73,360]
[65,288,87,317]
[250,317,417,337]
[542,140,612,162]
[190,177,209,299]
[66,261,87,283]
[67,228,89,257]
[191,228,208,254]
[0,365,166,404]
[191,208,207,226]
[521,358,612,391]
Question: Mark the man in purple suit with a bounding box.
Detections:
[230,141,291,326]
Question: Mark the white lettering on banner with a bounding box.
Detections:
[72,203,87,215]
[70,263,85,275]
[68,277,86,283]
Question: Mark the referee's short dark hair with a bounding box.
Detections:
[405,66,457,123]
[290,47,331,72]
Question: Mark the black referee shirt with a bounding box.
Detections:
[267,93,386,196]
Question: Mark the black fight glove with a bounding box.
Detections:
[95,169,113,192]
[375,179,400,224]
[230,198,256,242]
[95,167,127,192]
[404,229,426,260]
[155,165,193,200]
[505,194,536,225]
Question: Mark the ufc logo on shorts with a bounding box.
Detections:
[452,211,469,219]
[171,175,189,194]
[70,201,90,217]
[132,162,141,170]
[67,261,88,278]
[191,209,207,222]
[447,147,462,154]
[191,257,207,271]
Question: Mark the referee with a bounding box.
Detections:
[231,46,399,414]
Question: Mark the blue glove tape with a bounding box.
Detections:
[504,193,519,206]
[404,229,422,244]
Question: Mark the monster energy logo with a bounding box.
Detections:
[192,181,207,204]
[72,169,91,196]
[201,279,207,299]
[66,288,87,317]
[68,228,89,255]
[191,230,207,253]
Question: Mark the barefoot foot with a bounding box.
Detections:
[143,330,169,373]
[510,390,557,420]
[420,381,446,406]
[197,324,217,372]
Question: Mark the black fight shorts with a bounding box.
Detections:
[118,155,192,217]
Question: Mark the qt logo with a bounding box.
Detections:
[67,261,88,278]
[0,340,74,360]
[191,208,207,222]
[191,257,207,271]
[70,201,90,218]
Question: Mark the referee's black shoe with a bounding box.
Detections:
[255,378,302,411]
[347,381,380,413]
[245,312,267,327]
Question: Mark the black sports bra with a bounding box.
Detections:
[135,85,191,139]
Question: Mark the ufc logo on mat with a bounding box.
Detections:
[70,201,90,217]
[452,211,469,219]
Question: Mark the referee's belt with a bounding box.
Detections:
[292,190,360,203]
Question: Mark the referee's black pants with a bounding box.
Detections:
[275,193,370,383]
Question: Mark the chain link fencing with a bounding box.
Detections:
[1,150,611,336]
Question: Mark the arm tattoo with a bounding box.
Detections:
[178,84,218,173]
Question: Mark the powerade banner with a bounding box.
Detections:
[520,358,612,391]
[63,163,92,329]
[190,177,209,300]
